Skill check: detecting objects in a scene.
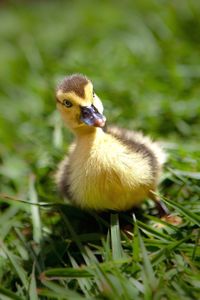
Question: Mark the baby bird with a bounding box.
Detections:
[55,74,168,216]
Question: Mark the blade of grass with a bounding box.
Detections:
[42,267,93,279]
[29,264,39,300]
[29,175,42,245]
[142,269,153,300]
[132,218,140,263]
[151,237,192,266]
[192,228,200,261]
[85,246,120,299]
[129,278,144,294]
[53,111,63,149]
[169,168,200,180]
[42,257,131,280]
[137,220,174,241]
[144,214,181,232]
[163,197,200,226]
[110,213,123,260]
[14,227,42,274]
[68,253,93,297]
[133,216,157,291]
[0,241,29,290]
[0,193,64,207]
[0,205,19,227]
[138,234,157,289]
[0,287,23,300]
[101,232,112,261]
[38,288,94,300]
[0,206,20,241]
[41,281,87,300]
[107,267,139,299]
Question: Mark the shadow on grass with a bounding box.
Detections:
[37,203,147,269]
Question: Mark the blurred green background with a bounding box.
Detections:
[0,0,200,299]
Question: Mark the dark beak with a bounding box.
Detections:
[80,105,106,128]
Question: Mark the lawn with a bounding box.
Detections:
[0,1,200,299]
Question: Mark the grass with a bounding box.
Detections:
[0,0,200,299]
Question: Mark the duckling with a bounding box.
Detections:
[55,74,169,216]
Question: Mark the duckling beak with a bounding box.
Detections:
[80,105,106,128]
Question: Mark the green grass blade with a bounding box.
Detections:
[68,253,93,297]
[137,220,174,241]
[0,193,64,207]
[42,258,131,280]
[133,217,157,291]
[192,228,200,261]
[144,214,181,232]
[102,232,112,261]
[0,206,20,241]
[42,267,93,278]
[151,237,190,266]
[138,234,157,289]
[14,227,42,274]
[110,213,123,260]
[0,287,23,300]
[41,281,87,300]
[132,218,140,262]
[0,241,29,290]
[163,197,200,226]
[38,288,95,300]
[85,247,120,299]
[168,168,200,180]
[28,175,42,245]
[52,111,63,149]
[29,264,39,300]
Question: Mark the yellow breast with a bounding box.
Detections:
[67,130,154,211]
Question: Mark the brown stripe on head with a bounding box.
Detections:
[57,74,90,98]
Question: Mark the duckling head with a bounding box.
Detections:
[56,74,106,133]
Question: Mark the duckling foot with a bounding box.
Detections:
[155,200,182,227]
[160,214,182,226]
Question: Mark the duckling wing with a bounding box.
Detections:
[55,143,76,199]
[107,125,167,168]
[55,157,72,198]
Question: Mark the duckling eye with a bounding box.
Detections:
[63,99,73,108]
[93,91,95,98]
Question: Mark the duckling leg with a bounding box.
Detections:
[149,191,182,226]
[149,191,169,217]
[155,200,169,217]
